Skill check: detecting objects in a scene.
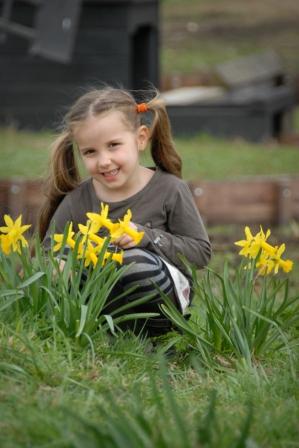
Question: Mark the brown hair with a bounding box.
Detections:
[38,86,182,239]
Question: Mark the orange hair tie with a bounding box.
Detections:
[136,102,148,113]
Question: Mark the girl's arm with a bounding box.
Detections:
[137,226,211,274]
[137,182,211,273]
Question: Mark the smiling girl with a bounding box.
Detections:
[38,86,211,336]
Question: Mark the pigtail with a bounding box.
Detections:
[147,96,182,178]
[38,131,81,239]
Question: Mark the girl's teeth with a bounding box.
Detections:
[105,169,118,176]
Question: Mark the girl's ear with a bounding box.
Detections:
[137,125,150,152]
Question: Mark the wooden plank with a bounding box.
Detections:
[291,179,299,220]
[0,180,43,230]
[0,180,9,222]
[189,177,299,225]
[276,178,292,226]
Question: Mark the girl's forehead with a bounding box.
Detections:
[74,110,133,139]
[73,111,134,146]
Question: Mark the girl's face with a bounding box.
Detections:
[74,111,149,201]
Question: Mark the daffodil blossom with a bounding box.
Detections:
[278,258,293,273]
[256,253,275,276]
[0,214,31,254]
[77,238,123,268]
[235,226,271,258]
[271,244,293,274]
[78,220,102,236]
[235,226,294,275]
[87,206,144,245]
[0,234,11,255]
[110,209,144,245]
[77,240,99,268]
[78,223,106,246]
[103,251,124,264]
[53,223,76,252]
[86,203,114,233]
[235,226,257,257]
[111,251,123,264]
[50,206,143,268]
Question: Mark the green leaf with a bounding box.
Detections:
[103,314,115,335]
[0,289,24,298]
[17,271,45,289]
[75,304,88,337]
[0,293,24,312]
[0,362,29,376]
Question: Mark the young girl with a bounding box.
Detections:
[39,86,211,336]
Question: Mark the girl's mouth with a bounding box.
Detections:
[102,168,119,179]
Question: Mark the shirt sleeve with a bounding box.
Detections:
[137,181,211,273]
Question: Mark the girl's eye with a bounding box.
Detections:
[82,149,95,156]
[109,142,120,149]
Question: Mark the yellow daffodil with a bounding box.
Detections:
[78,220,101,236]
[235,226,294,275]
[110,209,144,245]
[77,240,99,268]
[235,226,255,257]
[0,234,11,255]
[235,226,271,258]
[77,238,123,268]
[53,223,76,252]
[256,243,293,275]
[111,251,123,264]
[277,258,293,273]
[86,202,114,233]
[0,214,31,254]
[78,222,106,246]
[271,244,293,274]
[103,250,124,265]
[256,254,275,276]
[50,206,144,267]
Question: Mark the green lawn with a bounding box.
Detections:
[171,135,299,180]
[0,318,298,447]
[1,126,299,181]
[0,124,298,447]
[1,2,299,438]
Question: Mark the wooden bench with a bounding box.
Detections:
[164,51,295,141]
[214,50,286,90]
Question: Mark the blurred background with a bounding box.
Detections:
[0,0,299,272]
[161,0,299,89]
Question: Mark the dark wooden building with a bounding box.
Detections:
[0,0,159,130]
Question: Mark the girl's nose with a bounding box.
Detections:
[97,152,111,168]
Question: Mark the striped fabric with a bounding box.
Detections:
[121,248,174,305]
[104,248,178,336]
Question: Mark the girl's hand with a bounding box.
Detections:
[113,222,139,249]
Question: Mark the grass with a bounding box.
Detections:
[0,124,298,446]
[0,205,298,445]
[171,135,299,180]
[1,1,299,439]
[0,242,298,448]
[0,323,298,447]
[0,127,53,180]
[1,125,299,181]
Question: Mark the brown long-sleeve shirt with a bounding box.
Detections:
[44,168,211,277]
